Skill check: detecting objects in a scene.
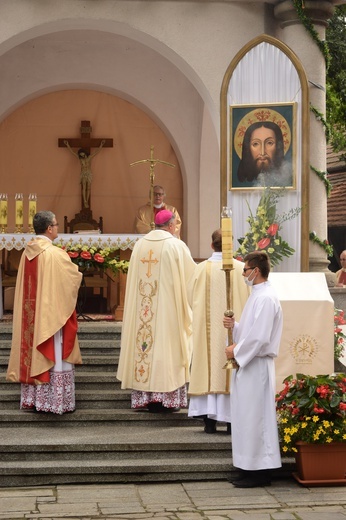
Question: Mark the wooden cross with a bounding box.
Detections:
[59,120,113,209]
[141,249,159,278]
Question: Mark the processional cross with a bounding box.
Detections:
[130,145,175,230]
[58,120,113,210]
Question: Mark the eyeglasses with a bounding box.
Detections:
[243,267,254,273]
[50,223,59,227]
[154,193,164,196]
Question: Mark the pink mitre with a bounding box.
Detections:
[154,209,173,225]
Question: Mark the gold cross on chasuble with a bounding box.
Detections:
[141,249,158,278]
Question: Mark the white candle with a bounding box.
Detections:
[15,193,23,226]
[221,206,233,269]
[28,193,37,226]
[0,194,7,226]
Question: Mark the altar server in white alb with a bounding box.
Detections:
[188,228,250,433]
[224,250,283,488]
[117,209,196,412]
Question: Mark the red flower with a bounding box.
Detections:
[68,251,79,259]
[257,237,270,250]
[80,251,92,260]
[94,253,105,263]
[267,223,279,236]
[340,402,346,411]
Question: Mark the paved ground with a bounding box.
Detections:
[0,479,345,520]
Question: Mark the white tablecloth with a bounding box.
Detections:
[0,233,142,251]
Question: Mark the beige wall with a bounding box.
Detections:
[0,90,183,235]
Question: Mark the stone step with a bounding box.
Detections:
[0,388,131,409]
[0,354,120,370]
[0,423,296,487]
[0,408,201,427]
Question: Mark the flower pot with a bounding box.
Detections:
[294,441,346,486]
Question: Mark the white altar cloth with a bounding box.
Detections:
[0,233,143,316]
[0,233,142,252]
[270,272,335,391]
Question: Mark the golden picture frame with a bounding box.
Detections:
[230,102,297,190]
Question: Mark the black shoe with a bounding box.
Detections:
[204,417,217,434]
[232,470,271,488]
[232,477,271,488]
[227,469,246,483]
[162,407,181,413]
[226,423,232,435]
[148,402,165,413]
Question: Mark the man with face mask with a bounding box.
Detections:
[223,251,283,488]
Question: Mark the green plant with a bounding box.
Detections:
[334,308,346,361]
[56,243,129,276]
[276,373,346,454]
[309,231,333,257]
[235,188,301,267]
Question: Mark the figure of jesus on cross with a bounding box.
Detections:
[59,121,113,209]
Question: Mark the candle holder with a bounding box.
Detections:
[15,193,24,233]
[28,193,37,233]
[0,193,8,233]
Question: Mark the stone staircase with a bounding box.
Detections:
[0,320,295,487]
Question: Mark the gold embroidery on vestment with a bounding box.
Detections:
[134,280,158,383]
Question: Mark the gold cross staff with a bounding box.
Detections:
[141,249,159,278]
[130,145,175,229]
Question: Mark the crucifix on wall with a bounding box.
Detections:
[58,120,113,209]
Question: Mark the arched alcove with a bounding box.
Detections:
[220,35,310,271]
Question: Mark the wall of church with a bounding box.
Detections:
[0,0,283,257]
[0,90,182,235]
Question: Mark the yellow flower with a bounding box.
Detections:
[282,446,288,452]
[312,415,320,423]
[301,422,307,429]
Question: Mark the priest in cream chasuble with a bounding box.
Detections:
[117,210,196,411]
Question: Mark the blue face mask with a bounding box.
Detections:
[244,268,256,287]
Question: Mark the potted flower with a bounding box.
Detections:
[276,373,346,484]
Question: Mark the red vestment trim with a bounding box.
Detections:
[20,257,78,384]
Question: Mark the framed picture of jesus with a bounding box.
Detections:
[230,102,297,190]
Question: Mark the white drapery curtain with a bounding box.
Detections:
[226,42,303,272]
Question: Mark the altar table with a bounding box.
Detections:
[0,233,142,320]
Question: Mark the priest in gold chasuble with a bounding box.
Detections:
[6,211,82,414]
[188,229,249,432]
[117,210,196,412]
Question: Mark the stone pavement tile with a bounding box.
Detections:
[56,483,139,502]
[99,503,147,515]
[0,496,37,515]
[0,487,54,498]
[294,512,346,520]
[271,513,297,519]
[0,513,26,519]
[172,513,206,520]
[36,501,99,517]
[137,483,193,511]
[275,490,346,508]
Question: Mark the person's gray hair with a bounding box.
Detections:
[33,211,55,234]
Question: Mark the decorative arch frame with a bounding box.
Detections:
[220,34,310,271]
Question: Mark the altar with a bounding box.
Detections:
[0,233,142,320]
